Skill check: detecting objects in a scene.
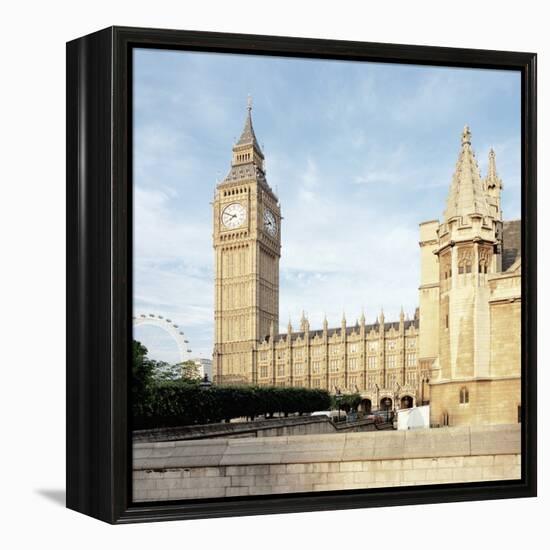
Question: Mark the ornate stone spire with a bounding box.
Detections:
[444,126,490,222]
[323,314,328,333]
[360,308,366,326]
[483,148,503,220]
[379,308,385,325]
[287,317,292,334]
[487,148,499,185]
[220,98,272,192]
[235,96,263,155]
[300,311,309,332]
[341,311,347,338]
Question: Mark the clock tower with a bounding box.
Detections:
[213,101,281,384]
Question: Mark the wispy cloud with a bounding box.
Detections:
[133,49,521,362]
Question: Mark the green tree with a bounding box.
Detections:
[178,360,201,382]
[153,359,201,382]
[131,340,156,417]
[332,393,362,413]
[132,382,332,430]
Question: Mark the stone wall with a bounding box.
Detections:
[430,379,520,427]
[133,424,520,502]
[490,299,521,378]
[133,415,383,443]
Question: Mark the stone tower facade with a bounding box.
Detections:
[213,103,281,384]
[425,127,521,426]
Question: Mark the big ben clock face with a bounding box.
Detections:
[221,202,247,229]
[263,209,278,237]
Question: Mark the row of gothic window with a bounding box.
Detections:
[443,263,489,278]
[260,354,417,372]
[258,366,419,386]
[263,340,416,361]
[258,374,419,391]
[236,152,251,162]
[222,187,247,197]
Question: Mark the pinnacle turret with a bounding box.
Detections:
[444,126,490,222]
[483,148,503,220]
[487,148,499,184]
[300,311,309,332]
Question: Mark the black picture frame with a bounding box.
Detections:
[66,26,537,524]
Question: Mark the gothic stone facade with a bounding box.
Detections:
[213,108,521,426]
[254,313,425,412]
[419,128,521,426]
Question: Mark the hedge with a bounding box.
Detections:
[133,382,331,429]
[331,393,362,412]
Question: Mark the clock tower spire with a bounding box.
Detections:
[212,101,281,384]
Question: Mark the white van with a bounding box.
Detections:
[310,410,347,421]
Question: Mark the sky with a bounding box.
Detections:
[132,48,521,363]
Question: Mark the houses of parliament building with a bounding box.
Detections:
[212,102,521,426]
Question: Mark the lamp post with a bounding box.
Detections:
[335,388,343,422]
[199,373,212,390]
[393,382,401,425]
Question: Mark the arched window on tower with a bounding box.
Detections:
[459,386,469,404]
[458,252,472,275]
[479,249,490,274]
[442,257,452,283]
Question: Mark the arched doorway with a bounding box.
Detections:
[360,399,372,414]
[400,395,413,409]
[380,397,392,411]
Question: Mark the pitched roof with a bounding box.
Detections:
[502,219,521,272]
[444,126,490,221]
[221,162,268,185]
[235,104,263,156]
